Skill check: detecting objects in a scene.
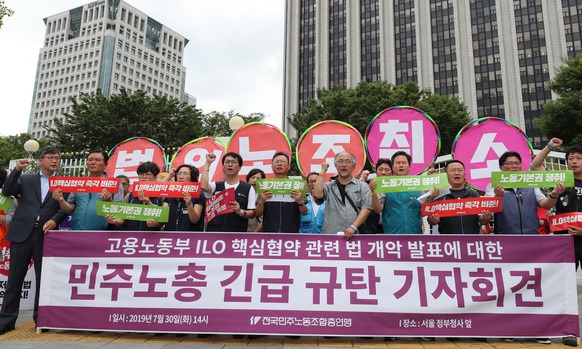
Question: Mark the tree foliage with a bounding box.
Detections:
[540,54,582,146]
[288,81,471,154]
[0,133,50,167]
[200,111,264,137]
[49,89,204,152]
[0,0,14,30]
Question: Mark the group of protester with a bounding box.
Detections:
[0,140,580,346]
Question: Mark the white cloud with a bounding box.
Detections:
[0,0,284,136]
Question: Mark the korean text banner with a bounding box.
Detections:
[49,177,120,194]
[39,232,578,337]
[491,170,574,189]
[95,201,169,223]
[374,173,448,193]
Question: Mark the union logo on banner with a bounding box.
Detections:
[170,137,225,182]
[296,120,366,180]
[365,106,440,175]
[225,122,291,180]
[106,137,166,184]
[452,118,533,191]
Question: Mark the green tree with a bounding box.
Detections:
[539,54,582,146]
[0,0,14,29]
[288,81,471,154]
[200,110,265,137]
[0,134,50,167]
[49,89,204,152]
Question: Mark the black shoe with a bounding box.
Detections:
[533,338,551,344]
[446,337,459,341]
[286,335,300,339]
[0,323,15,335]
[563,336,578,347]
[247,335,264,339]
[232,334,245,339]
[323,336,336,339]
[197,333,213,338]
[473,337,487,342]
[384,337,396,340]
[421,337,435,341]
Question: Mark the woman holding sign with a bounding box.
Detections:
[150,164,205,231]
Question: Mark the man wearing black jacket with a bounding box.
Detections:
[0,147,66,334]
[427,160,492,234]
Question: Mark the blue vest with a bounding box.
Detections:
[382,191,422,234]
[494,188,539,234]
[71,193,108,230]
[300,197,325,234]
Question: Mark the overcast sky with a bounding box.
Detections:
[0,0,285,137]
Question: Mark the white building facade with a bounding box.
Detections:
[29,0,189,138]
[283,0,582,148]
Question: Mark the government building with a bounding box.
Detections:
[283,0,582,148]
[29,0,191,138]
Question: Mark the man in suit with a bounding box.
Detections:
[0,147,65,334]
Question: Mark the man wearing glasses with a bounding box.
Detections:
[106,161,163,231]
[0,147,66,334]
[371,151,423,234]
[52,150,122,230]
[313,151,372,239]
[200,152,257,232]
[426,160,492,234]
[486,151,565,235]
[255,152,307,233]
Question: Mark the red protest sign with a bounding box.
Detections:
[106,137,166,184]
[421,197,502,217]
[49,177,120,194]
[170,137,225,182]
[131,181,201,198]
[296,120,366,181]
[225,123,291,180]
[549,212,582,232]
[205,187,236,222]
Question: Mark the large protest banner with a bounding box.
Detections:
[38,232,578,338]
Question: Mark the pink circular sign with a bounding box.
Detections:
[226,122,291,180]
[365,106,440,174]
[452,118,533,191]
[106,137,166,184]
[296,120,366,181]
[170,137,225,182]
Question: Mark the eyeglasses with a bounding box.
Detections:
[176,171,190,177]
[503,161,521,166]
[138,172,155,178]
[273,159,288,164]
[43,155,60,161]
[336,159,353,165]
[121,182,130,187]
[87,157,104,162]
[223,160,239,165]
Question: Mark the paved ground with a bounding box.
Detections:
[1,287,581,348]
